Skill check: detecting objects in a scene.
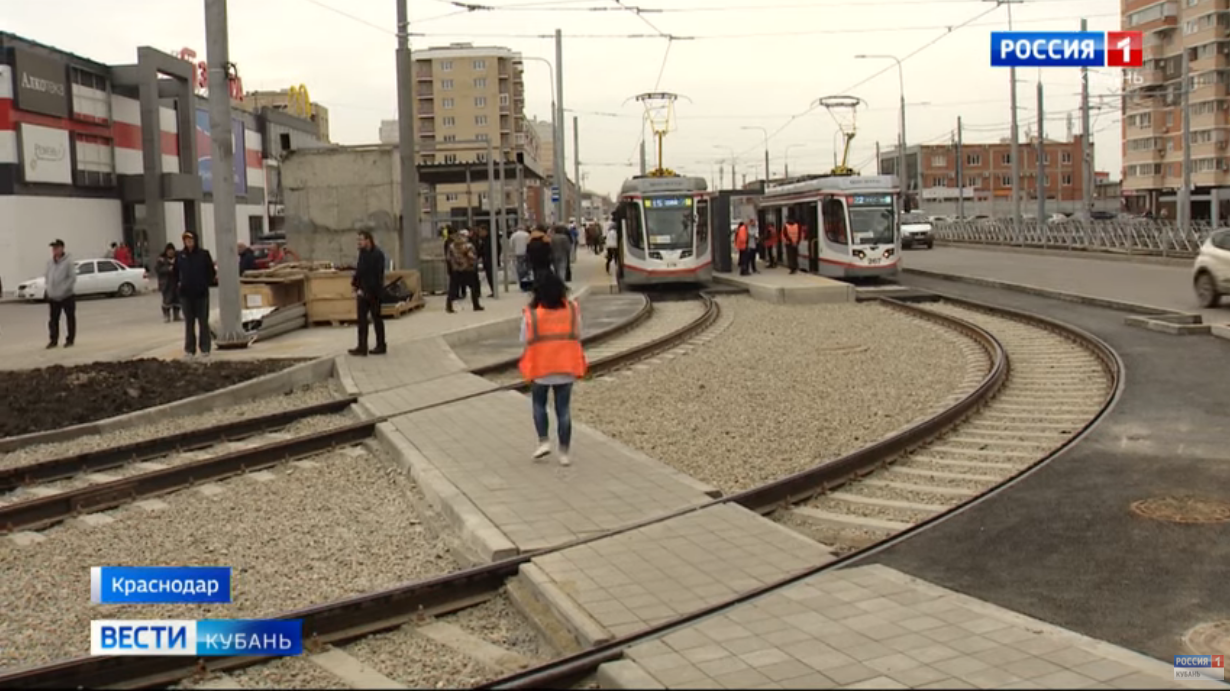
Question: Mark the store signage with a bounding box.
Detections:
[195,109,248,195]
[177,48,244,101]
[20,123,72,185]
[14,49,68,118]
[286,85,312,119]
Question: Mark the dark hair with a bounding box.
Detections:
[164,243,176,253]
[530,272,568,310]
[357,230,374,243]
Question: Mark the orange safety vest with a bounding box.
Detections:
[783,222,801,245]
[519,301,588,381]
[764,226,778,247]
[734,224,749,251]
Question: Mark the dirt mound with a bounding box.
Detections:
[0,359,303,439]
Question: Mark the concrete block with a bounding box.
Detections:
[291,460,321,469]
[519,562,614,647]
[1211,323,1230,341]
[83,473,121,484]
[245,471,277,483]
[374,422,517,562]
[597,659,666,689]
[77,514,116,528]
[9,531,46,546]
[197,484,226,497]
[133,499,170,512]
[194,673,246,689]
[417,621,530,672]
[309,649,406,689]
[25,487,63,498]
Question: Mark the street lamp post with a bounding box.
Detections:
[742,126,769,184]
[783,144,805,179]
[521,56,558,222]
[856,53,908,209]
[714,144,736,188]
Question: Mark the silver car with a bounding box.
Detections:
[1193,229,1230,308]
[17,259,150,301]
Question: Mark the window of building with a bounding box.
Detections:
[475,96,487,108]
[1044,175,1050,186]
[1044,153,1050,164]
[967,177,980,188]
[1127,3,1166,27]
[442,116,455,127]
[440,60,453,71]
[443,134,457,142]
[474,77,487,88]
[967,154,982,166]
[442,98,454,109]
[248,215,264,239]
[930,154,946,167]
[477,153,487,163]
[1000,174,1011,186]
[1062,174,1073,185]
[475,114,488,126]
[932,177,947,187]
[441,79,454,90]
[444,154,458,164]
[499,93,510,107]
[473,59,486,70]
[445,193,459,202]
[1062,151,1072,164]
[1001,153,1011,165]
[70,67,107,90]
[476,133,489,141]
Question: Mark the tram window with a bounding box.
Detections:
[822,198,849,245]
[624,202,645,249]
[696,198,709,247]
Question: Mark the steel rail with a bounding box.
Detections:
[0,397,359,493]
[0,420,376,535]
[0,292,1083,691]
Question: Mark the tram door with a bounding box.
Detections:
[695,196,711,258]
[804,201,821,274]
[819,196,849,278]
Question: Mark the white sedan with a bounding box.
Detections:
[17,258,150,301]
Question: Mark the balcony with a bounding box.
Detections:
[416,88,434,99]
[417,107,434,117]
[416,67,432,81]
[1190,108,1228,128]
[1185,23,1227,48]
[1189,138,1230,157]
[1193,168,1230,186]
[1124,144,1166,163]
[1122,173,1164,191]
[1190,82,1230,101]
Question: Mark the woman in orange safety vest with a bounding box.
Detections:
[734,222,750,275]
[763,223,778,268]
[519,271,588,466]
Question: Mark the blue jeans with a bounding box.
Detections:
[531,382,573,451]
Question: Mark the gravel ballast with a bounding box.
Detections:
[572,297,973,493]
[0,381,344,470]
[0,442,457,671]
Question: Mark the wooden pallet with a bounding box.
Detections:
[307,298,423,327]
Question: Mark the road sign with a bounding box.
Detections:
[551,186,560,203]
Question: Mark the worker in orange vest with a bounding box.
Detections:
[734,220,750,275]
[782,217,802,274]
[519,272,587,467]
[763,223,778,268]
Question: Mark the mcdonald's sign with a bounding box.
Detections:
[287,85,313,119]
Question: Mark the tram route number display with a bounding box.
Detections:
[645,197,691,208]
[851,195,893,206]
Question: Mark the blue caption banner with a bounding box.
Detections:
[991,32,1106,68]
[90,620,303,656]
[91,567,232,604]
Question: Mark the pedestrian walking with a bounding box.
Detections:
[350,230,387,356]
[550,225,571,282]
[114,242,133,267]
[526,225,554,285]
[518,271,586,467]
[763,222,779,268]
[510,225,531,291]
[173,230,216,359]
[746,218,759,274]
[155,243,181,322]
[734,220,750,275]
[237,242,256,275]
[474,225,496,298]
[604,220,619,274]
[445,229,483,313]
[104,242,117,259]
[45,239,76,349]
[783,216,802,274]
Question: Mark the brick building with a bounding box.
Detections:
[880,135,1092,210]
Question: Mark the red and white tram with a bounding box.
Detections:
[755,175,900,279]
[613,174,713,287]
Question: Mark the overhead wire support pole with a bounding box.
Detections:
[741,126,769,182]
[573,116,581,223]
[203,0,245,346]
[1036,79,1045,230]
[554,29,566,224]
[956,116,965,219]
[854,55,907,208]
[1180,46,1191,234]
[1080,17,1093,221]
[396,0,420,270]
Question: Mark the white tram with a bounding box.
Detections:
[613,174,713,287]
[756,174,901,279]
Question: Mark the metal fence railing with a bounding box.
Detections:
[930,219,1217,258]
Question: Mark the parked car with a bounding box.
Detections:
[1089,210,1116,221]
[16,258,150,301]
[900,211,934,249]
[1193,229,1230,308]
[1047,213,1072,225]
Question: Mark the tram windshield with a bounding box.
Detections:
[847,194,896,246]
[642,196,696,250]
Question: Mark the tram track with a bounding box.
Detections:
[0,290,1122,690]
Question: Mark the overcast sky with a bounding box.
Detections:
[6,0,1123,199]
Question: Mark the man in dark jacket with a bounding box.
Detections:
[525,225,554,285]
[350,230,387,356]
[172,231,216,359]
[238,243,256,275]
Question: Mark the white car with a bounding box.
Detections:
[1193,229,1230,308]
[900,212,934,249]
[17,258,150,301]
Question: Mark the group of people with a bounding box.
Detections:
[734,217,805,275]
[45,232,216,357]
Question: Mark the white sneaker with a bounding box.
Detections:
[533,442,551,459]
[558,452,571,467]
[183,352,196,361]
[199,351,211,359]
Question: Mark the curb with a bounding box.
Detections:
[712,274,855,304]
[374,421,518,564]
[516,562,613,647]
[902,268,1183,316]
[0,356,336,453]
[934,240,1197,267]
[439,285,594,350]
[577,422,722,500]
[595,659,664,690]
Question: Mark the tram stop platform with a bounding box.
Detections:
[713,266,855,304]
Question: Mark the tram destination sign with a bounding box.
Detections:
[851,194,893,206]
[646,196,691,208]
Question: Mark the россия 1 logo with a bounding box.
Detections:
[991,31,1143,68]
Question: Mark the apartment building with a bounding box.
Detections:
[882,136,1091,208]
[410,43,545,223]
[1121,0,1230,218]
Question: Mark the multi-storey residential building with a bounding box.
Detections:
[1121,0,1230,218]
[880,135,1091,213]
[410,43,547,224]
[238,88,330,142]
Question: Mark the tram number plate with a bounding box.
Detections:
[666,262,678,268]
[868,258,881,265]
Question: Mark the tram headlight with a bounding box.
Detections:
[853,249,866,260]
[883,248,895,259]
[649,251,663,260]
